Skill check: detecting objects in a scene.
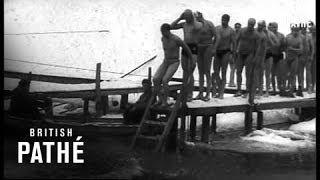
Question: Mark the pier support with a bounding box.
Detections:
[190,114,197,141]
[95,63,102,117]
[166,117,178,152]
[120,94,128,111]
[257,111,263,130]
[201,115,210,143]
[211,114,217,134]
[101,95,109,115]
[244,105,253,135]
[179,115,186,142]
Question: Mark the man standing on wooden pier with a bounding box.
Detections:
[285,26,303,97]
[213,14,236,99]
[153,23,194,107]
[194,11,217,101]
[234,18,260,102]
[171,9,203,102]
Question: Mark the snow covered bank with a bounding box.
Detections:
[289,119,316,135]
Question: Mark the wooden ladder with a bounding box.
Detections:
[130,91,183,152]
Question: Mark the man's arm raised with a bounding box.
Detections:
[171,13,185,30]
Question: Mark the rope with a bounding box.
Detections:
[4,30,110,36]
[4,58,148,78]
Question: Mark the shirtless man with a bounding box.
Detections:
[262,23,279,97]
[234,18,260,103]
[296,27,312,96]
[213,14,236,99]
[171,9,202,101]
[285,26,303,97]
[194,12,216,101]
[255,21,269,98]
[269,22,286,96]
[307,25,316,93]
[153,23,193,107]
[228,22,242,87]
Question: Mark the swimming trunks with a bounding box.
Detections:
[182,43,198,56]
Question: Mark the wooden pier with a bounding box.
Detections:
[4,63,316,151]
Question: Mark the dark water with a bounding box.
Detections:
[4,132,316,180]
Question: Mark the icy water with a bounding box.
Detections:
[4,134,316,179]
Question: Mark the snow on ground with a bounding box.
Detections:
[289,118,316,135]
[238,127,315,153]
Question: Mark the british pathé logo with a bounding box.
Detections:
[18,128,84,164]
[290,21,314,29]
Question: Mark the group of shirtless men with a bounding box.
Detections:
[153,9,316,107]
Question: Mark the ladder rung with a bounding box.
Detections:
[137,135,159,141]
[144,120,167,126]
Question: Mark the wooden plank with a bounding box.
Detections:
[201,115,210,143]
[257,111,263,130]
[4,70,98,84]
[189,114,197,142]
[27,84,182,98]
[95,63,102,117]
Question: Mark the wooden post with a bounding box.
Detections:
[95,63,102,117]
[211,113,217,134]
[180,115,186,142]
[101,96,109,115]
[201,115,210,143]
[83,98,89,116]
[166,117,178,152]
[120,94,128,110]
[190,114,197,141]
[245,105,253,135]
[257,111,263,130]
[148,67,152,82]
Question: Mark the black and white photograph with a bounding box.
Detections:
[3,0,317,179]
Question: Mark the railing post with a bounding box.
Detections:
[95,63,102,117]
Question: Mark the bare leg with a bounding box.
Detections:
[235,54,245,97]
[219,53,231,99]
[153,61,168,104]
[264,57,273,97]
[203,45,213,100]
[161,61,180,106]
[229,54,236,87]
[213,55,222,98]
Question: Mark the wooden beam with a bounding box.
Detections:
[95,63,102,117]
[26,84,182,98]
[4,70,98,84]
